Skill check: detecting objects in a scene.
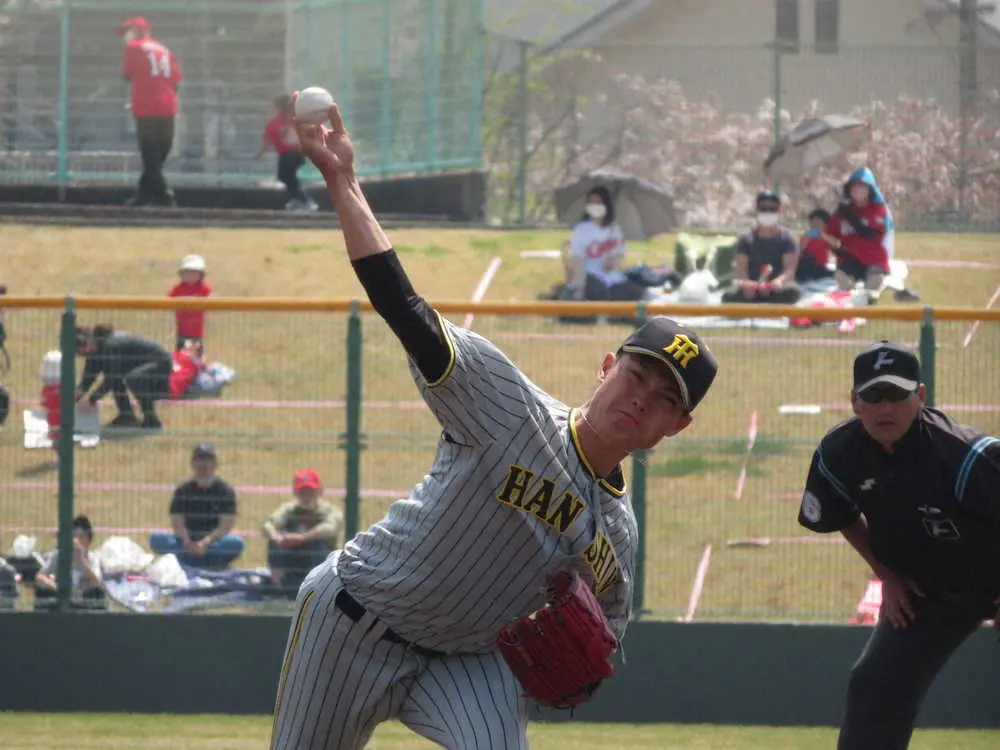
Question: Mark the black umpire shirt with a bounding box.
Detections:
[169,477,238,536]
[799,408,1000,597]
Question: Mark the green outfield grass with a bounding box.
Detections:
[1,225,998,621]
[0,713,999,749]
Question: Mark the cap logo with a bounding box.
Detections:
[663,334,700,368]
[873,350,894,371]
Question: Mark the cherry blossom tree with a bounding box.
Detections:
[484,51,1000,228]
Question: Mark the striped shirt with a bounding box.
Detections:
[337,317,637,653]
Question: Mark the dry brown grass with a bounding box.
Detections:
[1,225,998,619]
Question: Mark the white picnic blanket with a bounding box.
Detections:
[641,259,911,330]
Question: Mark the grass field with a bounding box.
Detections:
[1,713,999,749]
[2,225,998,621]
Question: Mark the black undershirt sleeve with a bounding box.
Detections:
[350,250,451,383]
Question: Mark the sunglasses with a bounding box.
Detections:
[857,387,915,404]
[757,204,780,212]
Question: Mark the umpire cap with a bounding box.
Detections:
[619,317,718,412]
[853,340,921,394]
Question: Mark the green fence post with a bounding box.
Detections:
[55,0,73,198]
[469,0,485,170]
[56,296,78,612]
[919,305,936,407]
[378,0,394,176]
[424,0,441,169]
[630,300,649,620]
[343,300,364,540]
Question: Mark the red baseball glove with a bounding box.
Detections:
[497,571,617,709]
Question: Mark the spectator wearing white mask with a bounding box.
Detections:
[565,186,646,303]
[722,189,801,305]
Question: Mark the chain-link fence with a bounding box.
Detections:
[1,298,997,620]
[0,0,483,187]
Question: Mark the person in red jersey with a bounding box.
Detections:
[167,254,212,351]
[258,94,318,212]
[825,168,889,297]
[118,16,183,207]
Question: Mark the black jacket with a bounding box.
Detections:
[799,408,1000,597]
[78,332,172,402]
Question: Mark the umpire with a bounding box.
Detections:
[799,340,1000,749]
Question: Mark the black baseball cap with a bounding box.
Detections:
[853,341,921,394]
[756,189,781,208]
[192,441,217,460]
[618,317,718,411]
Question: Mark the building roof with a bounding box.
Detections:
[485,0,647,49]
[926,0,1000,40]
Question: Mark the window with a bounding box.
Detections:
[775,0,800,53]
[815,0,840,54]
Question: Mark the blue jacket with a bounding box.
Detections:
[846,167,893,233]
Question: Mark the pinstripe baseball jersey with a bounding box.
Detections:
[337,316,637,653]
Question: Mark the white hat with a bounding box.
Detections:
[40,351,62,384]
[180,254,206,272]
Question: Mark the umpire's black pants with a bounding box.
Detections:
[135,115,175,205]
[838,592,994,749]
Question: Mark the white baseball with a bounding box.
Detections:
[294,87,334,125]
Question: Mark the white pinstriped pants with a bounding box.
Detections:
[270,555,529,750]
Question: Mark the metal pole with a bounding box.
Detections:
[771,41,782,148]
[515,39,529,225]
[630,301,649,620]
[424,0,441,170]
[378,0,394,176]
[343,300,364,541]
[56,296,78,611]
[56,0,72,199]
[957,0,978,221]
[469,0,485,170]
[919,306,936,407]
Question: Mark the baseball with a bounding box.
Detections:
[294,87,334,125]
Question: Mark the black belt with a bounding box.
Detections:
[335,588,444,658]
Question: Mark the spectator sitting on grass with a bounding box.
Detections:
[565,186,647,302]
[0,544,18,610]
[262,469,342,593]
[149,442,245,570]
[796,209,836,285]
[721,189,802,305]
[34,515,105,611]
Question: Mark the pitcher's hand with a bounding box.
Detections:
[292,93,355,179]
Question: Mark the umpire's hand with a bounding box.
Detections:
[291,93,355,180]
[880,571,924,629]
